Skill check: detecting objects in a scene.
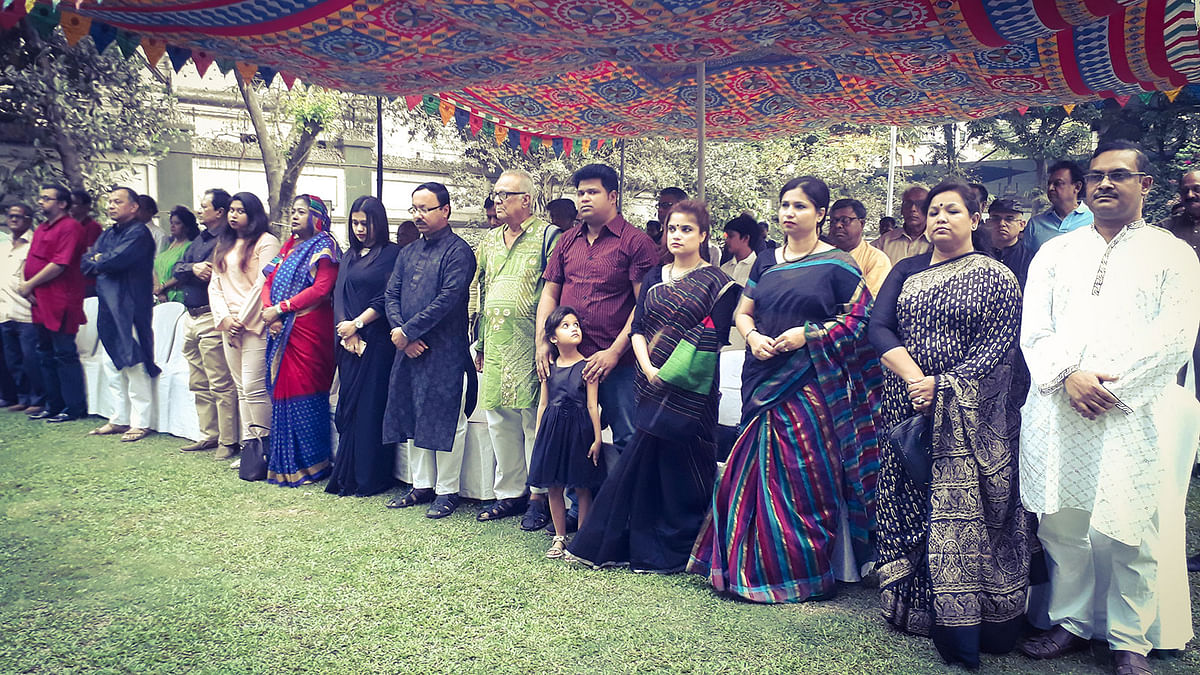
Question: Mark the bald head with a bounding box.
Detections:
[1179,170,1200,220]
[494,169,535,227]
[900,185,928,235]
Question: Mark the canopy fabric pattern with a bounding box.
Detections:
[7,0,1200,140]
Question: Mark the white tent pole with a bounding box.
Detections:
[618,138,626,212]
[886,125,897,217]
[697,61,707,201]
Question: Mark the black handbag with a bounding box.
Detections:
[238,424,271,482]
[888,413,931,487]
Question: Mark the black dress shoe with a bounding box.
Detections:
[1188,553,1200,573]
[27,409,55,420]
[45,413,79,423]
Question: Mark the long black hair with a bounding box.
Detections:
[543,305,580,357]
[778,176,830,237]
[215,191,270,273]
[169,205,200,240]
[347,195,390,258]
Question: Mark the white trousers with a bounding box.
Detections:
[1039,508,1157,655]
[409,406,468,495]
[106,364,153,428]
[484,407,541,498]
[222,331,270,442]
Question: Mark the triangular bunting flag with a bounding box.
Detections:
[215,59,235,75]
[115,31,140,59]
[89,20,117,53]
[438,99,455,125]
[1115,95,1131,107]
[1138,92,1154,104]
[519,132,532,154]
[59,11,91,46]
[0,0,27,31]
[1165,87,1183,102]
[481,119,494,140]
[494,123,507,147]
[24,0,36,12]
[27,1,59,39]
[1016,106,1029,115]
[530,135,542,154]
[191,50,214,78]
[452,107,469,132]
[581,139,591,154]
[256,66,277,86]
[421,95,438,116]
[280,72,296,90]
[1063,103,1076,114]
[404,95,422,110]
[234,61,257,83]
[507,128,520,153]
[563,138,573,157]
[166,45,191,73]
[141,37,166,68]
[468,113,482,137]
[552,137,563,157]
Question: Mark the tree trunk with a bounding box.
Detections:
[942,123,959,175]
[278,120,323,221]
[235,69,285,222]
[23,21,86,190]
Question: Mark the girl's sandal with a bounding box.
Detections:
[546,535,567,559]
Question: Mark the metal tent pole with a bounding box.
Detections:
[697,61,707,201]
[618,138,626,212]
[376,96,384,199]
[886,125,897,217]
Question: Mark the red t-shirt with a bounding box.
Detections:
[26,215,88,334]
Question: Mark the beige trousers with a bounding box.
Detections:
[182,312,239,446]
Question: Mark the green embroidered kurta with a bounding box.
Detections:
[478,216,558,410]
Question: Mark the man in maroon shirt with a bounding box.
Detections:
[533,163,658,529]
[70,189,102,298]
[19,184,88,422]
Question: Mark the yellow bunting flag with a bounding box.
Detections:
[141,37,166,68]
[1165,87,1183,102]
[438,99,454,125]
[1063,103,1075,114]
[234,61,258,83]
[59,11,91,46]
[494,122,507,146]
[25,0,36,12]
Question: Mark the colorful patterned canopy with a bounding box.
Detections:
[7,0,1200,141]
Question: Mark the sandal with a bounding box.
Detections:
[1019,626,1089,660]
[1113,651,1153,675]
[120,428,150,443]
[546,535,567,559]
[89,423,130,436]
[386,487,435,509]
[477,496,527,522]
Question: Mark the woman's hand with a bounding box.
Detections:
[216,317,234,332]
[907,375,936,414]
[588,440,602,466]
[262,304,282,324]
[336,320,357,339]
[747,331,778,361]
[772,327,807,354]
[403,339,428,359]
[642,365,661,384]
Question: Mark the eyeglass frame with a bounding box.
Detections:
[491,191,527,202]
[1082,170,1149,185]
[408,203,448,217]
[829,216,863,226]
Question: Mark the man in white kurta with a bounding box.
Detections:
[1018,141,1200,674]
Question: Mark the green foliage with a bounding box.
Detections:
[0,22,180,204]
[285,85,342,128]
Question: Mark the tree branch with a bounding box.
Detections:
[235,69,283,216]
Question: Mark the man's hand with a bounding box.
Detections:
[1065,370,1120,420]
[390,327,409,351]
[583,346,620,383]
[16,281,32,298]
[192,261,212,282]
[535,340,553,382]
[404,339,428,359]
[474,350,484,372]
[216,317,234,332]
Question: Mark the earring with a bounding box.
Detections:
[971,224,978,230]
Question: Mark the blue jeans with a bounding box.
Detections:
[0,321,45,408]
[36,325,86,418]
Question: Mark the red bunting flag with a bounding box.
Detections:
[280,72,296,90]
[1115,95,1131,106]
[191,50,214,78]
[1016,106,1029,115]
[519,132,531,154]
[405,95,422,110]
[468,112,483,137]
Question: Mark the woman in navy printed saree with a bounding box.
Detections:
[260,194,340,487]
[689,177,882,603]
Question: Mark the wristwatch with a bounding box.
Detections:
[354,319,364,330]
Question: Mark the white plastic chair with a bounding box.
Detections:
[153,314,202,441]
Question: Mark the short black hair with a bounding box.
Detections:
[136,194,158,218]
[413,182,451,217]
[205,188,232,213]
[1091,139,1150,173]
[544,305,580,352]
[110,186,139,204]
[547,198,576,220]
[969,182,989,205]
[879,216,896,228]
[659,187,687,201]
[830,198,866,220]
[6,203,34,218]
[483,196,495,210]
[70,189,92,207]
[168,205,200,239]
[572,163,620,193]
[1048,160,1084,185]
[723,214,763,249]
[41,184,71,206]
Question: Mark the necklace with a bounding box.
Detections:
[667,260,702,282]
[781,236,820,262]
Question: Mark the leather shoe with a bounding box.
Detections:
[214,444,240,460]
[45,413,79,423]
[1187,553,1200,573]
[181,439,219,452]
[519,498,550,531]
[26,409,55,420]
[6,402,29,412]
[1112,650,1152,675]
[425,493,460,519]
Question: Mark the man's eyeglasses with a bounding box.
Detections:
[408,204,444,216]
[829,216,861,226]
[491,191,526,201]
[1083,170,1148,185]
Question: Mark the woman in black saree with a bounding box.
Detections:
[326,196,402,496]
[868,180,1033,668]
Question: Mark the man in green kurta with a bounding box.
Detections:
[474,169,560,527]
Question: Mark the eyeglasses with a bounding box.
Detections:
[491,191,526,201]
[408,204,444,216]
[829,216,861,226]
[1083,170,1148,185]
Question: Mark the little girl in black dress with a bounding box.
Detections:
[527,306,604,559]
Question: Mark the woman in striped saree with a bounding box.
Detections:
[260,194,340,487]
[689,176,883,602]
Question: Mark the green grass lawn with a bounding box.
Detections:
[1,413,1197,674]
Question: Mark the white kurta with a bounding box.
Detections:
[1019,220,1200,546]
